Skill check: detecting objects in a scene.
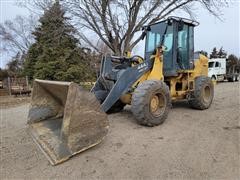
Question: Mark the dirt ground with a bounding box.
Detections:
[0,96,30,109]
[0,82,239,179]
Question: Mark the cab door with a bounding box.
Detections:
[215,62,221,75]
[177,23,194,70]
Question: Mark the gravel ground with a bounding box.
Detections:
[0,96,30,109]
[0,82,239,179]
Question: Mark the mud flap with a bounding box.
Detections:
[27,79,109,165]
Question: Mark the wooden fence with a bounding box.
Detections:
[2,77,31,96]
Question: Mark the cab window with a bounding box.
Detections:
[208,62,214,68]
[163,30,173,53]
[215,62,221,67]
[146,23,173,55]
[146,32,161,52]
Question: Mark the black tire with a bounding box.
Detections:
[131,80,171,127]
[189,76,214,110]
[228,76,234,82]
[233,76,236,82]
[106,100,126,114]
[236,75,239,81]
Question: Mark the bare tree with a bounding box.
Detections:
[210,47,218,59]
[64,0,227,55]
[17,0,53,15]
[0,15,37,54]
[218,47,227,58]
[227,54,239,66]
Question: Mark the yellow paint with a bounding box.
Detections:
[165,54,209,99]
[120,51,209,105]
[126,51,131,58]
[147,54,164,81]
[150,95,159,112]
[120,93,132,104]
[135,71,151,85]
[131,57,144,67]
[212,80,217,86]
[133,49,164,86]
[122,49,164,105]
[192,54,208,77]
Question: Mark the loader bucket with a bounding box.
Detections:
[27,79,109,165]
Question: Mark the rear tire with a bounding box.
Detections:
[228,76,234,82]
[189,76,214,110]
[233,76,236,82]
[236,75,239,81]
[131,80,171,127]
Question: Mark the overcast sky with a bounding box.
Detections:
[0,0,239,68]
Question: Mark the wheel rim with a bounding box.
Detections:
[150,93,166,117]
[203,86,211,102]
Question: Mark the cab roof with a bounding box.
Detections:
[149,16,199,27]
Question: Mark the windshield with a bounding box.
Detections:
[208,62,214,68]
[146,22,169,53]
[145,22,173,65]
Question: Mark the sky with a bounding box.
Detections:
[0,0,239,68]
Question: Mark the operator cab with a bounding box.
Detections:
[144,16,199,76]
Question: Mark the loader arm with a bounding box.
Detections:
[101,60,153,112]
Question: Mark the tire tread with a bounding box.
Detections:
[131,80,171,126]
[189,76,214,110]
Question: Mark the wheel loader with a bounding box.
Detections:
[27,16,214,165]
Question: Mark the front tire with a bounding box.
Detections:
[189,76,214,110]
[131,80,171,127]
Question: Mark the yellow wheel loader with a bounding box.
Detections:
[27,16,214,165]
